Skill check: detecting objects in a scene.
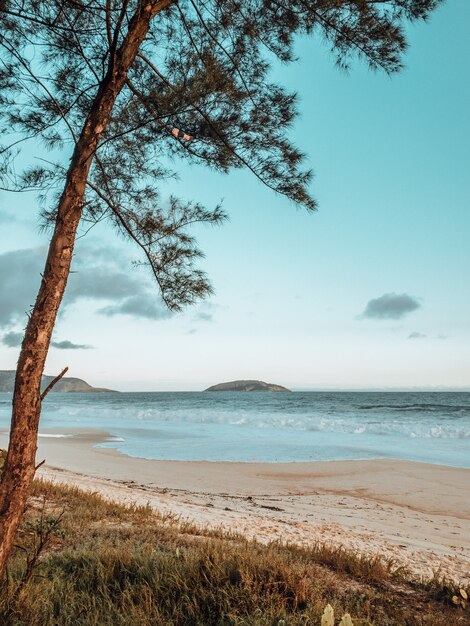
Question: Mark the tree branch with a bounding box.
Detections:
[40,367,69,401]
[85,174,173,310]
[0,39,78,142]
[136,52,286,197]
[186,0,258,109]
[0,7,93,34]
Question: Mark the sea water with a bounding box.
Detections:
[0,391,469,467]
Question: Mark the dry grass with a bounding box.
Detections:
[0,460,468,625]
[1,484,468,624]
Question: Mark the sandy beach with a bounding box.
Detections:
[1,428,469,585]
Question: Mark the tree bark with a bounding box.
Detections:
[0,0,171,580]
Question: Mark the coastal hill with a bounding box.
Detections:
[205,379,291,392]
[0,370,114,393]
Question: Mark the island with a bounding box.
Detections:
[0,370,115,393]
[204,379,291,392]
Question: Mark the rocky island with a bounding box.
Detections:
[205,380,291,392]
[0,370,115,393]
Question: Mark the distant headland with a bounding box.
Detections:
[204,380,291,392]
[0,370,115,393]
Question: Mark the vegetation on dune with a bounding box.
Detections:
[0,471,468,626]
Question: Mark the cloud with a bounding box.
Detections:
[2,331,93,350]
[0,244,171,328]
[51,340,93,350]
[65,264,138,303]
[2,331,23,347]
[99,295,171,320]
[191,302,221,323]
[360,293,421,320]
[408,331,426,339]
[194,311,213,322]
[0,248,45,328]
[437,334,448,340]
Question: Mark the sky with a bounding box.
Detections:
[1,1,469,391]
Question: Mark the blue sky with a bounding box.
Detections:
[1,0,469,391]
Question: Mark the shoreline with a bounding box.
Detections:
[1,427,469,584]
[4,426,469,472]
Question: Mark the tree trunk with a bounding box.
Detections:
[0,0,170,580]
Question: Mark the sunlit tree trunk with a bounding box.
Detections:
[0,0,170,580]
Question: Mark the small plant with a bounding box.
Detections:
[321,604,372,626]
[452,588,468,609]
[14,497,65,585]
[321,604,335,626]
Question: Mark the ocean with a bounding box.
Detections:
[1,391,469,467]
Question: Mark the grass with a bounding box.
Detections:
[0,456,468,625]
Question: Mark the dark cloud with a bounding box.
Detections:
[360,293,421,320]
[0,248,45,328]
[408,331,426,339]
[194,311,213,322]
[2,331,93,350]
[65,265,138,303]
[2,331,23,347]
[51,340,93,350]
[192,302,220,323]
[0,244,170,328]
[99,295,171,320]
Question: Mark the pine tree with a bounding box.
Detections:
[0,0,441,578]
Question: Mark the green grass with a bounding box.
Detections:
[0,458,468,625]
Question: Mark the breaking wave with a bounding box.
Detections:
[358,403,469,414]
